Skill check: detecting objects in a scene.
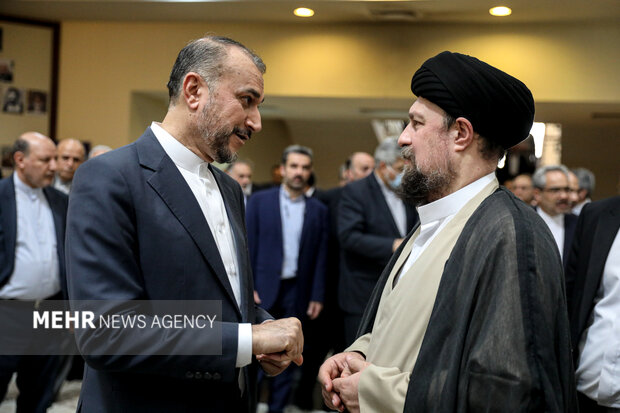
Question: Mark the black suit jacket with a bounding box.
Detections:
[66,128,269,413]
[0,175,68,297]
[565,196,620,363]
[337,174,418,315]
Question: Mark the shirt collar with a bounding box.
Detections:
[280,185,305,203]
[151,122,210,178]
[417,172,496,225]
[13,173,43,200]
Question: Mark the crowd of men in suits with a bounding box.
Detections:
[0,35,618,413]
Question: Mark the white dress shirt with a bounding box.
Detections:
[397,173,496,282]
[576,228,620,407]
[537,208,565,259]
[0,174,60,300]
[375,172,407,237]
[151,123,251,368]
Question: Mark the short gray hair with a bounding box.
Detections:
[167,36,265,104]
[572,167,595,197]
[281,145,313,165]
[532,165,570,189]
[374,137,401,165]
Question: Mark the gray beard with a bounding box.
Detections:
[198,104,237,164]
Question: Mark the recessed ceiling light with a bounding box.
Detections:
[294,7,314,18]
[489,6,512,17]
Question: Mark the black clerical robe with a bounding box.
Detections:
[357,188,577,412]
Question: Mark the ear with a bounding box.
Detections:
[181,72,207,112]
[533,188,542,202]
[13,151,25,169]
[452,117,475,152]
[279,164,286,176]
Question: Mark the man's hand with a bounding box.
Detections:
[252,317,303,365]
[256,355,292,377]
[332,356,371,413]
[306,301,323,320]
[318,352,365,412]
[253,290,261,304]
[392,238,404,252]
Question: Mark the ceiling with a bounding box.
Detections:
[1,0,619,24]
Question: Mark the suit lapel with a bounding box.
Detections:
[587,204,620,285]
[137,131,240,315]
[0,177,17,284]
[367,175,400,236]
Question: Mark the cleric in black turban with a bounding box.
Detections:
[411,51,535,149]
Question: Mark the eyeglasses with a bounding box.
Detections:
[542,187,577,194]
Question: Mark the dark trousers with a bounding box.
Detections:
[260,278,299,413]
[578,391,620,413]
[0,298,65,413]
[0,355,62,412]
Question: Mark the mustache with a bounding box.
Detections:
[232,126,251,140]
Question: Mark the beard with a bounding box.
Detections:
[197,100,249,164]
[397,146,456,206]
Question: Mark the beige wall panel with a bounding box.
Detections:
[58,21,619,149]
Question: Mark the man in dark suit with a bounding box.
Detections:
[566,196,620,412]
[65,36,303,413]
[338,138,418,345]
[0,132,68,412]
[246,145,328,413]
[532,165,578,264]
[226,160,254,205]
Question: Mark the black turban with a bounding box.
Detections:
[411,51,535,149]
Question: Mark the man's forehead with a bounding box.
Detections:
[546,170,567,183]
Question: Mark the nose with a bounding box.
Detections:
[247,106,262,133]
[398,124,412,147]
[49,157,57,172]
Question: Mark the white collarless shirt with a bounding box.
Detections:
[0,174,60,300]
[151,122,251,368]
[397,173,496,282]
[537,208,565,259]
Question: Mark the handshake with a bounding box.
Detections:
[251,317,304,376]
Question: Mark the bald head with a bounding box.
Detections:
[348,152,375,182]
[56,138,86,182]
[13,132,57,188]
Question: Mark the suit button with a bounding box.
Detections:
[194,372,202,379]
[185,371,194,379]
[213,372,221,381]
[204,372,212,380]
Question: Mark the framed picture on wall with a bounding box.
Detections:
[0,58,14,82]
[27,89,47,115]
[2,86,24,114]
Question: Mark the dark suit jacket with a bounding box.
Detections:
[565,196,620,363]
[0,175,68,297]
[337,173,418,315]
[66,128,269,413]
[245,187,328,316]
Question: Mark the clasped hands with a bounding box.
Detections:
[252,317,304,376]
[318,352,371,413]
